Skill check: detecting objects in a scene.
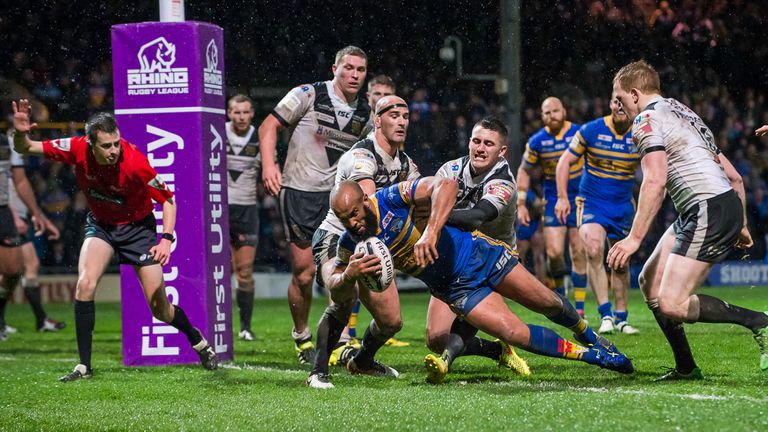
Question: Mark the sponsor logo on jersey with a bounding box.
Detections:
[203,39,223,96]
[487,182,513,204]
[598,134,613,142]
[53,138,71,152]
[127,37,189,96]
[382,211,394,228]
[452,164,460,171]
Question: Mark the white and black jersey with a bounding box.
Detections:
[0,133,24,207]
[226,122,260,206]
[271,80,372,192]
[318,134,420,235]
[437,156,518,248]
[632,97,731,214]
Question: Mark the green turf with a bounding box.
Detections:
[1,287,767,431]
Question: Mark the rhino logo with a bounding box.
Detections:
[138,37,177,72]
[205,40,218,72]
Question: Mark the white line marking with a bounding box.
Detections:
[114,107,225,115]
[219,363,306,375]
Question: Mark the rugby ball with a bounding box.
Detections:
[354,237,395,292]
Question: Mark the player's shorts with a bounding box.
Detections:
[229,204,260,248]
[311,228,340,288]
[543,196,577,228]
[671,189,742,264]
[575,196,634,240]
[84,212,158,266]
[0,206,23,248]
[429,233,518,317]
[278,187,330,244]
[517,218,540,242]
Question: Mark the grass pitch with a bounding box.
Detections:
[1,287,767,431]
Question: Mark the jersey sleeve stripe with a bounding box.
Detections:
[270,110,290,128]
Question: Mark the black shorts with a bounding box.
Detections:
[84,212,159,266]
[671,189,742,264]
[311,228,340,288]
[278,187,330,244]
[0,206,23,248]
[229,204,260,248]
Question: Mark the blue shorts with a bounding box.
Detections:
[517,218,540,242]
[576,196,634,240]
[543,197,578,228]
[429,233,518,317]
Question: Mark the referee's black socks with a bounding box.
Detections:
[74,300,95,369]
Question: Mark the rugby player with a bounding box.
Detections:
[307,95,419,389]
[425,117,530,377]
[0,130,59,340]
[258,46,371,364]
[517,97,588,318]
[226,94,260,342]
[607,60,768,378]
[329,177,634,385]
[516,188,547,284]
[11,99,219,381]
[6,142,65,334]
[341,75,410,349]
[555,93,641,334]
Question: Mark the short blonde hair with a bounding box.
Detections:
[334,46,367,65]
[613,60,661,93]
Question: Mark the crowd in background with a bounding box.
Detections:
[1,0,767,273]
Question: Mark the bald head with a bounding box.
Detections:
[331,180,364,217]
[541,96,566,132]
[375,95,408,116]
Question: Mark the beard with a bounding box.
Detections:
[350,205,380,241]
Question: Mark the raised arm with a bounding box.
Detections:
[11,99,44,155]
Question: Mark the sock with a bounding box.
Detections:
[348,300,361,338]
[696,294,768,332]
[74,300,95,369]
[614,310,628,324]
[463,337,503,361]
[598,302,613,319]
[0,297,7,329]
[236,288,254,332]
[442,318,479,366]
[23,279,47,328]
[523,324,598,364]
[546,292,597,345]
[571,272,587,315]
[650,302,697,373]
[292,327,312,343]
[554,275,566,296]
[169,305,203,346]
[354,320,389,366]
[311,308,348,376]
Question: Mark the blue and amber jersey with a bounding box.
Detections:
[522,122,582,200]
[568,116,638,202]
[336,180,487,289]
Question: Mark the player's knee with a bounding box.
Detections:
[584,242,603,261]
[292,266,315,288]
[657,295,686,321]
[377,317,403,338]
[75,275,98,300]
[497,324,527,347]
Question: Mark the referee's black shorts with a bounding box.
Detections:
[84,212,159,266]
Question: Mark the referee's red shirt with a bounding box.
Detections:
[43,136,174,225]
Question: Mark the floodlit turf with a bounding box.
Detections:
[1,287,767,431]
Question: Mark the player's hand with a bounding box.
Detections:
[13,214,28,234]
[517,204,531,227]
[11,99,38,134]
[554,196,571,225]
[32,214,60,240]
[262,163,282,196]
[755,125,768,136]
[735,226,753,249]
[606,235,641,271]
[150,239,173,266]
[414,232,439,268]
[344,252,382,280]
